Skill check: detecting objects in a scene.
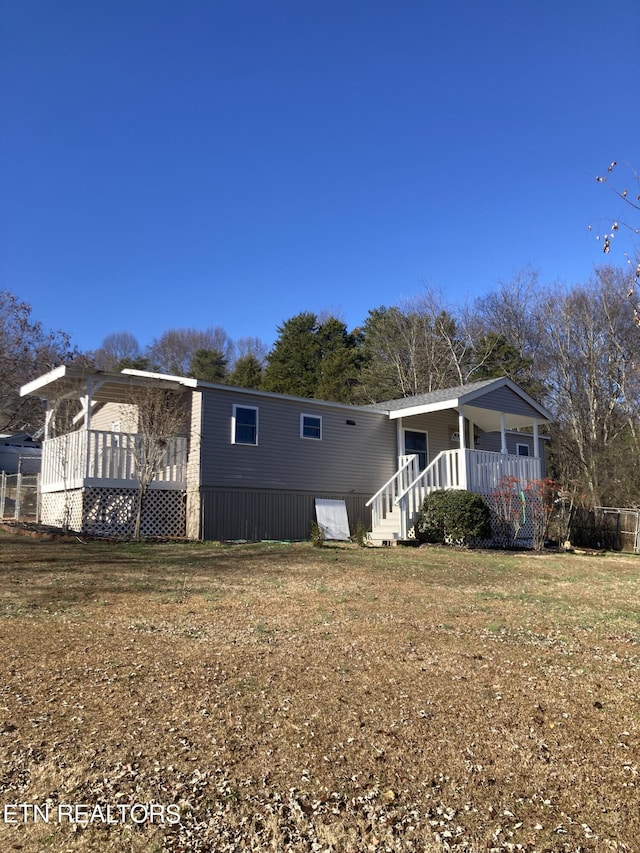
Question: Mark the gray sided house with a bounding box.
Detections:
[21,367,552,543]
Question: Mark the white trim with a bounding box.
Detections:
[516,442,530,457]
[300,413,322,440]
[232,404,258,445]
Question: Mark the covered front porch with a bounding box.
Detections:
[367,377,553,544]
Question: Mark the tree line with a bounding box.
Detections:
[2,263,640,507]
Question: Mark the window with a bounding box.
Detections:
[300,413,322,440]
[516,442,530,457]
[232,405,258,445]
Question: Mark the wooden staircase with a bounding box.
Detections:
[367,506,404,546]
[366,450,464,545]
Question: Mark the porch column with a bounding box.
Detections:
[84,378,94,481]
[500,413,508,454]
[532,419,539,458]
[44,407,54,441]
[81,377,94,432]
[396,418,404,463]
[458,405,467,490]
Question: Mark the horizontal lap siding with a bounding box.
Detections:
[197,389,395,542]
[201,489,370,541]
[199,390,396,493]
[472,387,543,419]
[399,411,457,460]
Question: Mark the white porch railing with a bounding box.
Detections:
[466,449,540,493]
[372,449,542,540]
[40,430,187,492]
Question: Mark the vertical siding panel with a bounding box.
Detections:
[201,489,371,542]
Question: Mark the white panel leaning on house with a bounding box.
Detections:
[315,499,351,541]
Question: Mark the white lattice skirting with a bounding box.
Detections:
[40,488,186,538]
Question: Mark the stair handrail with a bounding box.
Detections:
[366,454,419,530]
[395,450,462,539]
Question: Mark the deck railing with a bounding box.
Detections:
[40,430,187,492]
[466,449,540,493]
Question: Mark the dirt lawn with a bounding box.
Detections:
[1,531,639,852]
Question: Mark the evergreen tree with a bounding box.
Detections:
[261,312,321,397]
[315,317,363,402]
[473,331,538,395]
[227,354,264,389]
[187,348,227,383]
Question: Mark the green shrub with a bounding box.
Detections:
[415,490,449,543]
[415,489,492,546]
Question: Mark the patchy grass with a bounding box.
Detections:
[1,532,640,851]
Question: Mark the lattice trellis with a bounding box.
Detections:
[82,488,186,538]
[406,491,544,549]
[40,490,84,531]
[41,487,186,538]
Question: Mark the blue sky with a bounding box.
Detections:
[2,0,639,357]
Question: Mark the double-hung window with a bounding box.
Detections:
[516,442,530,457]
[233,405,258,445]
[300,413,322,440]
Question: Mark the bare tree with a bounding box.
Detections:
[93,332,142,371]
[0,291,79,434]
[121,385,189,540]
[358,289,474,401]
[537,267,640,506]
[233,336,268,365]
[146,327,234,375]
[592,161,640,323]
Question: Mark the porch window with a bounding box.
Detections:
[300,414,322,440]
[516,442,530,457]
[232,405,258,445]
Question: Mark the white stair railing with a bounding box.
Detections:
[396,450,463,538]
[366,454,420,531]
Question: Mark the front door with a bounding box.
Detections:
[404,430,428,471]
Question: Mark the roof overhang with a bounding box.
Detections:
[387,377,553,430]
[20,365,195,404]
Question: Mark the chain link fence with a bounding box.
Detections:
[0,473,39,523]
[570,506,640,553]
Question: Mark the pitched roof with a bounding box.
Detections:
[371,375,553,428]
[375,377,502,412]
